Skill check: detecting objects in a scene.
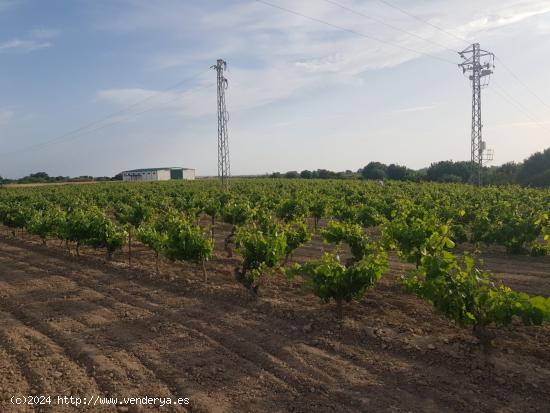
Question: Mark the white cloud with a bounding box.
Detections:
[0,39,50,53]
[97,63,335,119]
[0,27,59,54]
[457,2,550,36]
[96,0,550,116]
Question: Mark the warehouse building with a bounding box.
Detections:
[121,167,195,182]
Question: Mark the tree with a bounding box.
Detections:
[316,169,336,179]
[426,161,471,183]
[18,172,52,183]
[518,147,550,187]
[528,169,550,187]
[438,174,463,183]
[30,172,50,180]
[361,162,388,180]
[485,162,520,186]
[386,164,408,181]
[284,171,299,179]
[300,170,313,179]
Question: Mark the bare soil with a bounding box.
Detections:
[0,226,549,413]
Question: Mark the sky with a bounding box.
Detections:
[0,0,549,178]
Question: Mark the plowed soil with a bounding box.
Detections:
[0,226,549,413]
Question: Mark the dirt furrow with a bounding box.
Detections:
[2,238,531,412]
[0,254,200,411]
[0,242,309,411]
[0,239,370,412]
[1,234,550,412]
[0,310,108,413]
[0,344,33,413]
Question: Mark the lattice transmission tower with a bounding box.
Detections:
[212,59,231,188]
[458,43,495,186]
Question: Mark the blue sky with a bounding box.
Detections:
[0,0,549,178]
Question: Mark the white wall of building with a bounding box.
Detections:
[122,168,195,182]
[157,169,171,181]
[183,169,195,180]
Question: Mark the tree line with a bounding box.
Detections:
[2,147,549,188]
[0,172,114,185]
[269,147,550,187]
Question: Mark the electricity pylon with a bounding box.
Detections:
[212,59,231,188]
[458,43,495,186]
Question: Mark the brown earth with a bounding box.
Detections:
[0,225,549,413]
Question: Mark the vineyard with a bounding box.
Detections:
[0,179,549,412]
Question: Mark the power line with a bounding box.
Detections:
[495,56,550,110]
[375,0,550,114]
[254,0,456,65]
[376,0,470,46]
[0,79,215,157]
[50,82,216,149]
[373,0,550,133]
[0,70,210,157]
[490,87,548,131]
[492,79,542,121]
[321,0,457,54]
[491,80,550,134]
[47,82,216,147]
